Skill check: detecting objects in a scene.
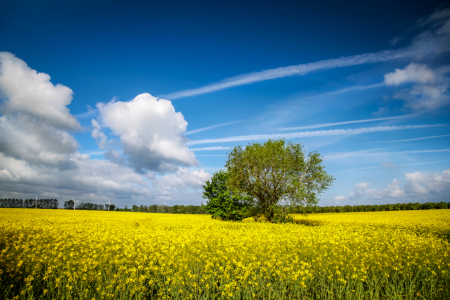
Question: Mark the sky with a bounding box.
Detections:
[0,0,449,207]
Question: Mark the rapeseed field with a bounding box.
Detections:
[0,209,449,299]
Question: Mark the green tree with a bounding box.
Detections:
[202,170,251,221]
[225,139,334,221]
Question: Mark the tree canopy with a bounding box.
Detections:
[225,139,334,221]
[202,170,251,220]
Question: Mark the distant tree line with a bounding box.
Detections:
[0,198,58,209]
[76,202,105,210]
[61,200,115,210]
[95,202,450,215]
[121,204,207,214]
[287,201,450,214]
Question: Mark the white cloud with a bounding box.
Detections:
[97,93,198,173]
[161,8,450,100]
[0,53,209,206]
[75,105,98,119]
[153,167,211,191]
[350,180,405,200]
[395,82,450,110]
[370,180,405,199]
[418,8,450,26]
[333,196,345,204]
[349,182,371,199]
[404,169,450,195]
[188,124,442,145]
[0,52,80,130]
[355,182,370,190]
[348,168,450,202]
[91,119,108,149]
[0,153,151,202]
[163,49,414,100]
[384,62,450,110]
[384,63,436,85]
[0,52,80,167]
[0,115,78,167]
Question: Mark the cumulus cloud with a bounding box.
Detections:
[384,62,450,110]
[333,196,345,204]
[96,93,198,173]
[0,52,80,167]
[0,153,152,203]
[153,167,211,191]
[0,53,208,206]
[404,169,450,195]
[0,115,78,167]
[0,52,80,130]
[349,168,450,202]
[349,182,371,199]
[91,119,108,149]
[384,63,436,85]
[349,180,405,200]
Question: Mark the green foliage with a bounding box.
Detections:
[202,170,250,221]
[225,139,334,221]
[290,201,450,214]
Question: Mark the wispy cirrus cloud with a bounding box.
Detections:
[75,105,98,119]
[162,49,415,100]
[338,160,448,172]
[277,114,416,131]
[185,120,242,135]
[187,124,443,145]
[190,146,231,151]
[325,149,450,160]
[161,8,450,101]
[372,134,450,143]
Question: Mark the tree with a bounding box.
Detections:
[65,200,75,209]
[225,139,334,221]
[202,170,251,221]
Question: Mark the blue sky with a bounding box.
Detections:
[0,0,449,207]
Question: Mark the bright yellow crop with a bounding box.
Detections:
[0,209,449,299]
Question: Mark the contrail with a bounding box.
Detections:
[325,149,450,160]
[190,146,231,151]
[277,114,416,131]
[187,124,443,145]
[185,120,242,135]
[373,134,450,143]
[162,47,417,100]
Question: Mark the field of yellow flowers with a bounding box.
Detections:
[0,209,449,300]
